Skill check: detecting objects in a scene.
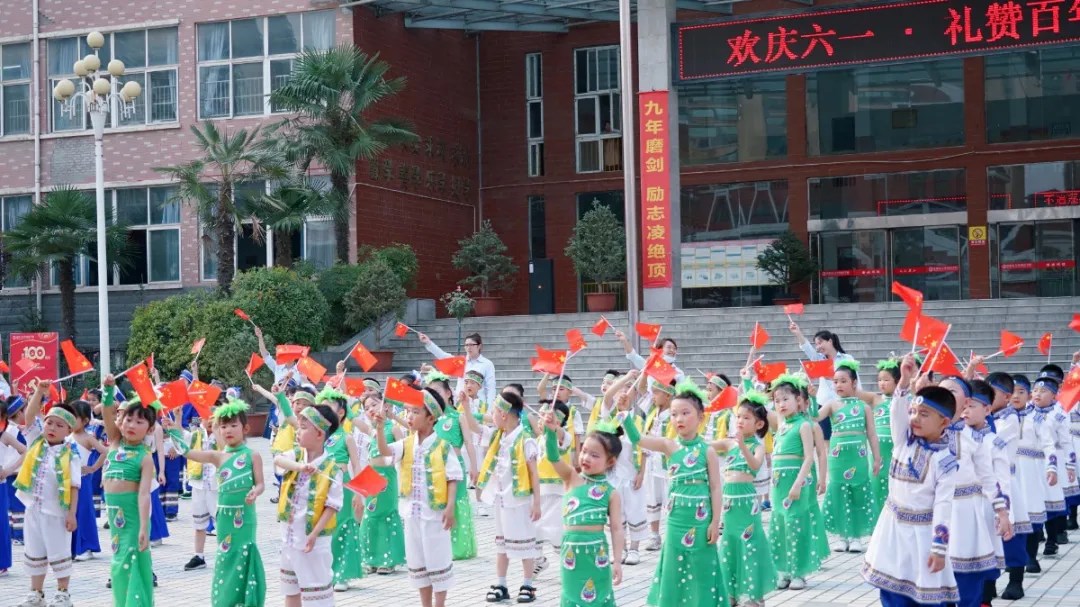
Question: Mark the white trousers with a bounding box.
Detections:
[280,538,334,606]
[404,515,454,592]
[24,508,72,578]
[191,486,218,531]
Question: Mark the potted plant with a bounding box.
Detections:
[756,230,818,305]
[344,257,407,371]
[441,287,475,352]
[451,220,518,316]
[565,201,626,312]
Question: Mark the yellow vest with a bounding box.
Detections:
[186,429,206,479]
[586,397,605,433]
[271,423,298,456]
[277,458,338,536]
[538,410,575,484]
[476,428,532,496]
[14,437,74,510]
[399,434,451,510]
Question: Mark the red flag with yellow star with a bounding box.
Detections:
[187,380,221,419]
[126,363,158,408]
[1058,366,1080,412]
[60,340,93,375]
[643,351,677,385]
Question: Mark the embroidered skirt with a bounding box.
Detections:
[561,530,616,607]
[861,498,959,604]
[721,481,777,602]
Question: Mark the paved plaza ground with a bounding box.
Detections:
[4,437,1080,606]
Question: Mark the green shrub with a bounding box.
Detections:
[358,243,419,291]
[344,258,407,343]
[316,263,363,343]
[127,291,220,379]
[230,266,330,350]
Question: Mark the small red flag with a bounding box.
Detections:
[1000,330,1023,357]
[127,363,158,408]
[158,380,190,412]
[234,308,251,322]
[343,378,367,398]
[783,303,805,316]
[1039,332,1053,357]
[900,311,949,348]
[385,377,426,408]
[892,281,924,315]
[276,344,311,365]
[187,380,221,419]
[48,383,62,404]
[433,356,467,378]
[635,322,662,343]
[1058,367,1080,412]
[591,317,611,337]
[643,351,677,385]
[566,329,588,354]
[297,357,327,384]
[0,360,8,374]
[60,340,93,374]
[191,337,206,356]
[245,353,264,377]
[750,322,770,349]
[532,346,567,375]
[349,342,378,372]
[345,466,389,498]
[394,322,409,338]
[706,386,738,413]
[1070,314,1080,333]
[802,359,834,380]
[754,360,787,384]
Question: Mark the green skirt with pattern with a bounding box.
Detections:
[720,482,776,602]
[211,490,266,607]
[359,465,406,569]
[332,489,365,583]
[823,442,877,539]
[647,492,725,607]
[807,465,831,557]
[768,466,827,579]
[561,530,616,607]
[106,491,154,607]
[450,454,477,560]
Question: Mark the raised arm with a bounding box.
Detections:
[102,376,121,444]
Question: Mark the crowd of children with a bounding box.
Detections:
[0,315,1079,607]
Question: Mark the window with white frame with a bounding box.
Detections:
[0,195,31,288]
[526,53,544,177]
[196,11,335,120]
[1,43,31,136]
[574,46,622,173]
[48,28,179,132]
[200,178,336,280]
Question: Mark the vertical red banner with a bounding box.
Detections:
[638,91,672,289]
[9,332,59,397]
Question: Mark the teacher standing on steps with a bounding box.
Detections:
[419,332,497,406]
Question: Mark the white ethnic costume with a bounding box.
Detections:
[946,423,1006,574]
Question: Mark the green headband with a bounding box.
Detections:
[465,370,484,385]
[363,379,381,393]
[674,378,708,404]
[602,373,618,383]
[494,394,514,413]
[553,378,574,392]
[315,386,347,406]
[292,391,316,405]
[707,374,729,390]
[541,403,567,423]
[652,381,676,396]
[213,398,249,422]
[422,390,443,418]
[46,407,77,429]
[301,406,332,435]
[836,359,860,373]
[876,359,900,371]
[740,390,770,407]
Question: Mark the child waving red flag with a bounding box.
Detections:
[749,322,770,349]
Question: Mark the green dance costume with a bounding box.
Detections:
[211,444,266,607]
[327,427,365,584]
[560,473,617,607]
[720,436,776,602]
[103,441,155,607]
[359,420,406,569]
[768,416,827,580]
[802,410,831,558]
[871,396,893,516]
[435,406,477,560]
[823,397,877,539]
[646,436,725,607]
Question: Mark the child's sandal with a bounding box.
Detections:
[486,585,510,602]
[517,585,537,603]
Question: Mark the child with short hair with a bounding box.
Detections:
[274,404,343,607]
[13,380,81,607]
[69,400,107,561]
[477,391,542,603]
[182,412,218,571]
[862,356,960,606]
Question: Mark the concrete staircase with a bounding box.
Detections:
[372,297,1080,389]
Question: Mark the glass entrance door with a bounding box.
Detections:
[891,226,963,300]
[994,221,1076,298]
[814,230,888,303]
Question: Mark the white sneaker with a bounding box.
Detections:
[150,539,163,547]
[532,555,549,576]
[17,592,46,607]
[848,539,864,553]
[624,550,641,565]
[333,583,349,592]
[645,535,662,551]
[831,539,849,552]
[789,577,807,590]
[73,551,92,562]
[47,591,72,607]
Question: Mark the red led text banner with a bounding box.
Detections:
[894,265,961,275]
[9,332,59,397]
[1037,190,1080,207]
[1001,260,1077,271]
[639,91,673,289]
[819,268,886,278]
[676,0,1080,81]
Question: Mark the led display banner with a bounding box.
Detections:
[675,0,1080,81]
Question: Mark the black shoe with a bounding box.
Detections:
[1044,542,1059,556]
[103,521,110,530]
[1056,531,1069,544]
[1026,557,1041,574]
[106,578,112,588]
[165,515,177,522]
[486,585,510,603]
[1068,517,1079,531]
[183,555,207,571]
[153,573,158,587]
[1001,567,1025,601]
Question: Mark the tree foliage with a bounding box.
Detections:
[565,201,626,288]
[451,220,518,297]
[344,258,407,344]
[756,231,818,292]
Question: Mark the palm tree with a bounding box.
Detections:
[247,176,336,268]
[268,45,418,263]
[2,186,129,339]
[157,122,285,294]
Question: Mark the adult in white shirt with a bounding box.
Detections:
[255,326,296,385]
[789,322,855,440]
[419,332,497,406]
[614,332,686,382]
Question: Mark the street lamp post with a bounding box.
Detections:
[52,31,142,376]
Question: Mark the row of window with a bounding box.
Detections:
[0,9,335,136]
[0,182,335,290]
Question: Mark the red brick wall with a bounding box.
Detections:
[352,12,479,309]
